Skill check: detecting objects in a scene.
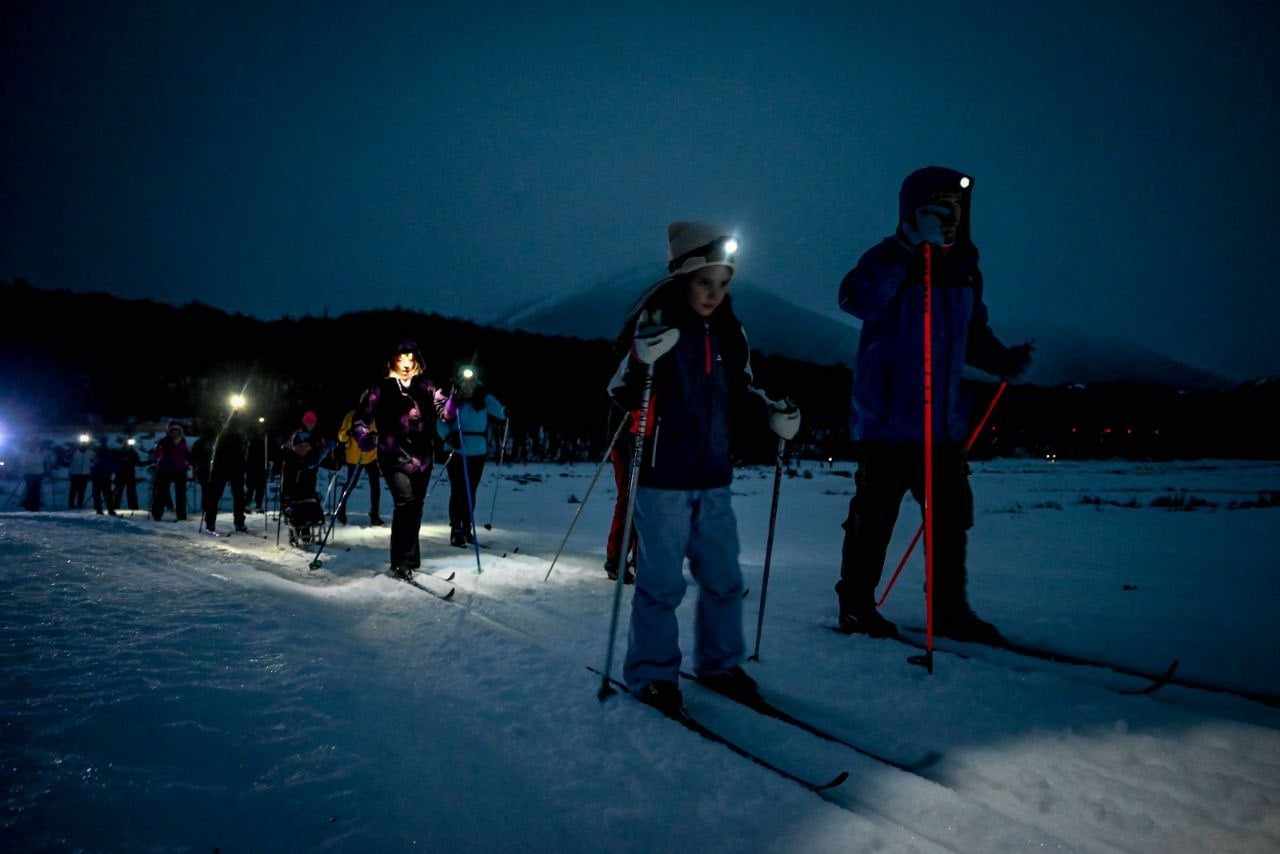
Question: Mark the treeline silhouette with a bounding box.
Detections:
[2,280,1275,460]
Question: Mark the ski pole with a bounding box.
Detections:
[876,379,1008,607]
[907,243,936,674]
[310,463,364,569]
[748,436,787,662]
[483,417,511,530]
[544,417,627,582]
[598,363,654,701]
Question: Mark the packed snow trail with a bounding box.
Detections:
[4,459,1280,852]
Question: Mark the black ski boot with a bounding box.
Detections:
[337,510,347,526]
[934,604,1005,645]
[634,680,683,716]
[368,514,384,527]
[390,564,414,582]
[450,527,467,548]
[697,666,760,703]
[837,606,898,638]
[604,558,635,585]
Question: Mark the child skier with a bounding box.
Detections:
[608,221,800,713]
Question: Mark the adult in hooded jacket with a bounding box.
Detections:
[834,166,1032,643]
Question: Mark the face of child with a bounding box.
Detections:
[393,354,420,382]
[927,191,963,245]
[686,266,733,318]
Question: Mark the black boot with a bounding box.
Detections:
[697,666,760,702]
[390,564,414,581]
[368,514,384,526]
[604,558,635,585]
[934,603,1004,645]
[634,680,683,716]
[837,605,898,638]
[450,527,467,548]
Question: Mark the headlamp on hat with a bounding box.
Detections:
[668,235,740,276]
[78,433,91,444]
[459,366,477,382]
[229,393,247,411]
[959,176,971,189]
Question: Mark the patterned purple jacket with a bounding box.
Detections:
[352,376,443,473]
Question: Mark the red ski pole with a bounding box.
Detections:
[877,379,1007,607]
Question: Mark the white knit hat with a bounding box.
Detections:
[666,221,738,276]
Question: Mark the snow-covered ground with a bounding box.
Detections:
[3,459,1279,852]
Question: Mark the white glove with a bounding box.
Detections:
[631,310,680,365]
[768,399,801,440]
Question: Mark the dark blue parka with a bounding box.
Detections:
[608,284,770,491]
[841,166,1012,443]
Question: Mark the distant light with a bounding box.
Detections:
[724,238,739,255]
[229,393,247,410]
[258,416,266,424]
[959,176,971,189]
[78,433,91,444]
[127,438,136,446]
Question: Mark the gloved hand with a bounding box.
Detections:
[999,342,1034,379]
[631,310,680,365]
[768,398,802,440]
[902,204,951,247]
[351,424,377,452]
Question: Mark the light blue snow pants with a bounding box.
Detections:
[623,486,745,692]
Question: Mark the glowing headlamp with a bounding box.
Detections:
[258,416,266,424]
[229,393,247,410]
[78,433,91,444]
[127,438,136,446]
[959,176,971,189]
[460,367,476,381]
[669,236,741,275]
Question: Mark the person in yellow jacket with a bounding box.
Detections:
[336,405,383,526]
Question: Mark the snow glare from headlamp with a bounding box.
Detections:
[668,236,739,275]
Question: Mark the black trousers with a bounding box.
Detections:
[446,454,485,535]
[385,464,429,569]
[113,474,139,510]
[69,475,90,509]
[337,461,381,521]
[245,469,267,510]
[22,476,43,511]
[203,475,246,531]
[92,475,116,514]
[151,471,188,520]
[837,443,974,615]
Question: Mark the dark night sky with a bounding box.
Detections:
[3,2,1277,378]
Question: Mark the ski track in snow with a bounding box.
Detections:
[2,459,1279,852]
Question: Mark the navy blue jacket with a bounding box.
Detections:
[609,290,770,490]
[842,166,1012,443]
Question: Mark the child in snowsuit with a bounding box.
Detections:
[336,406,382,526]
[607,221,801,713]
[351,341,442,579]
[436,367,506,547]
[834,166,1032,643]
[90,436,117,515]
[68,438,94,509]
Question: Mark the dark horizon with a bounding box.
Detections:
[4,2,1277,380]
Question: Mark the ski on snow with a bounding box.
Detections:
[380,570,456,600]
[680,671,942,775]
[588,667,848,794]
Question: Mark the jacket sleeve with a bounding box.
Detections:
[351,387,379,436]
[964,273,1012,375]
[485,395,507,422]
[838,243,911,323]
[338,411,354,444]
